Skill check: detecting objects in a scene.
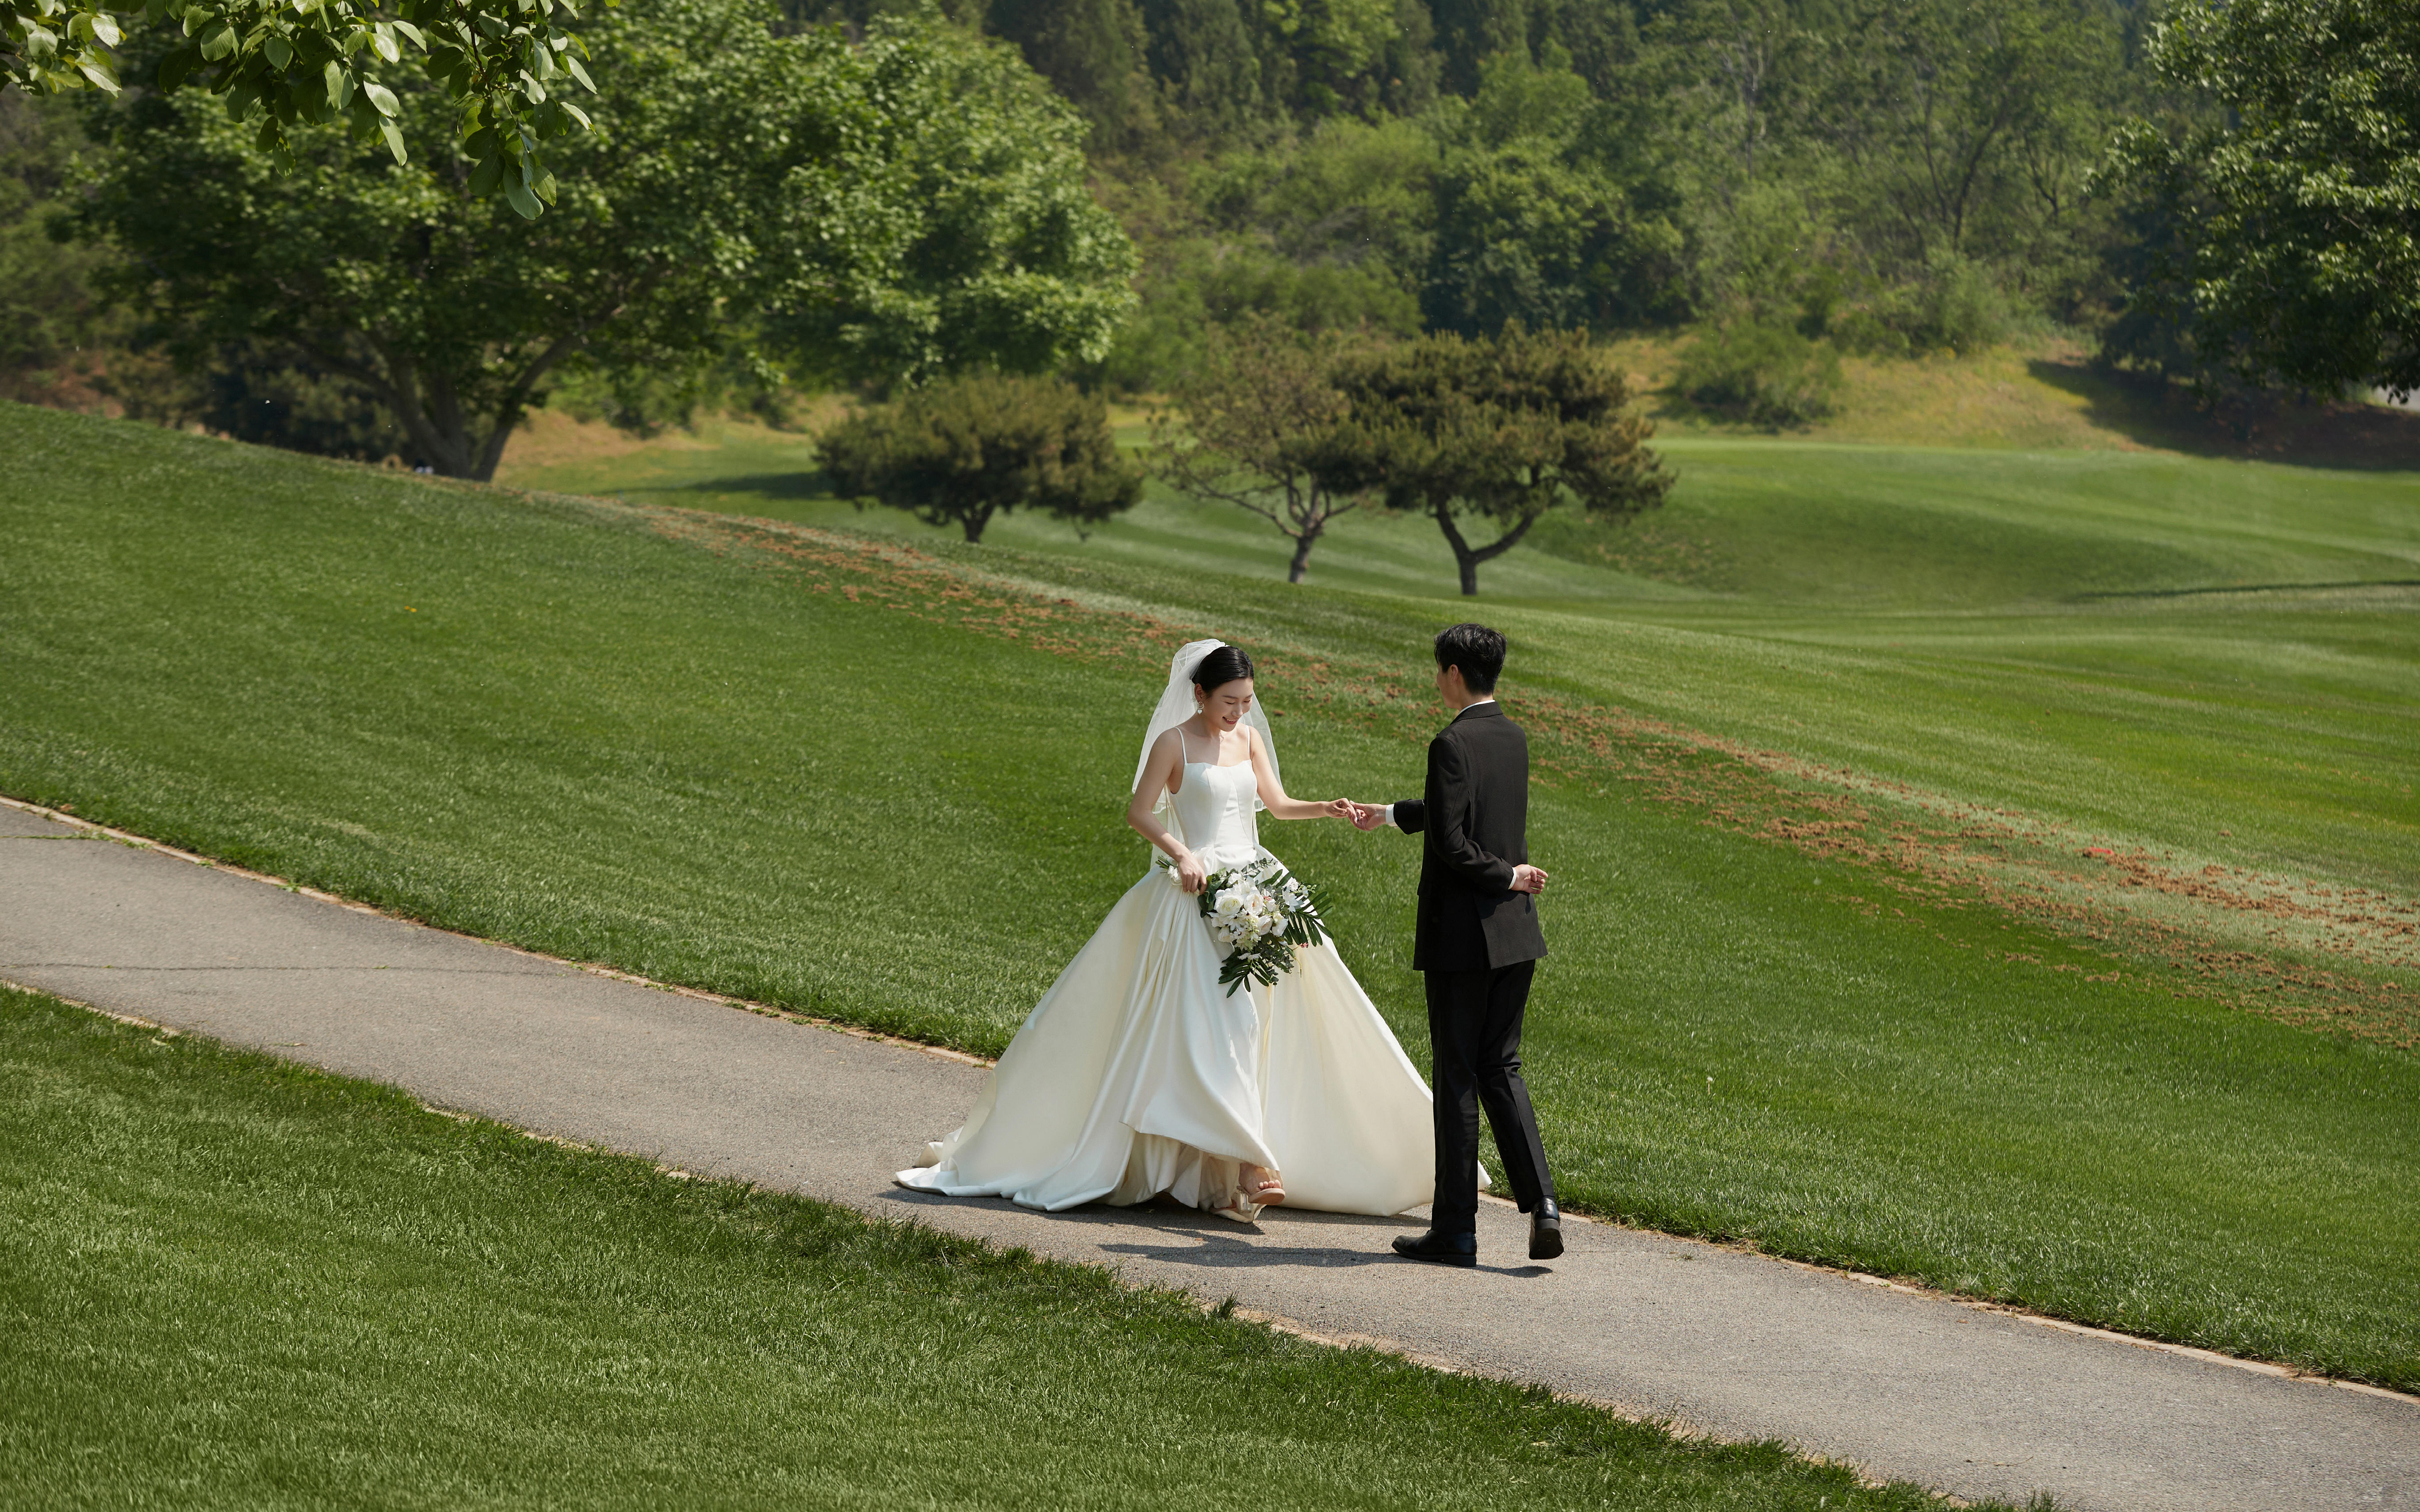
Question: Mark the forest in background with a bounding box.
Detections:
[0,0,2267,458]
[925,0,2163,391]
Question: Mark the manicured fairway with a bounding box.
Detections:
[505,419,2420,894]
[1,986,1980,1512]
[4,403,2415,1391]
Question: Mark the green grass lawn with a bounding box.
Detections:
[504,421,2420,893]
[2,401,2416,1394]
[2,985,1987,1512]
[501,420,2420,607]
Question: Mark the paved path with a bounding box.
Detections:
[3,800,2413,1512]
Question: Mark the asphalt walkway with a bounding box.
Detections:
[3,798,2413,1511]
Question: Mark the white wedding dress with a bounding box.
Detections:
[897,693,1460,1220]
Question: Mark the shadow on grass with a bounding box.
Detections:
[2025,361,2420,470]
[2068,579,2420,602]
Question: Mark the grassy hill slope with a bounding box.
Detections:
[502,383,2420,905]
[3,401,2416,1389]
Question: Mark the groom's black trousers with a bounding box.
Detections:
[1425,961,1555,1236]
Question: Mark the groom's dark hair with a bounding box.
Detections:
[1433,623,1506,692]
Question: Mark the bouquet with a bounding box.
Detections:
[1177,858,1332,996]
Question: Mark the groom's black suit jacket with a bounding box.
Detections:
[1392,701,1548,973]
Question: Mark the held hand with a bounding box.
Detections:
[1510,863,1549,895]
[1323,798,1358,820]
[1349,802,1388,832]
[1175,851,1210,895]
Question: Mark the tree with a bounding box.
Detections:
[1148,317,1370,584]
[1624,0,2127,338]
[1808,0,2123,270]
[818,372,1144,543]
[71,4,1136,478]
[1423,51,1686,335]
[988,0,1157,149]
[6,0,595,216]
[2101,0,2420,398]
[1313,325,1670,596]
[762,19,1138,386]
[0,90,124,405]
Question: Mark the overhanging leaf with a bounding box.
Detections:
[157,43,200,88]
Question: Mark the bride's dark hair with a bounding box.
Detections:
[1191,645,1255,691]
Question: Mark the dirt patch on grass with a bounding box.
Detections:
[630,506,1188,673]
[640,503,2420,1050]
[496,401,852,479]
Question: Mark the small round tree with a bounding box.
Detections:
[818,372,1144,544]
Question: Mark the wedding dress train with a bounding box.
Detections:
[896,752,1465,1220]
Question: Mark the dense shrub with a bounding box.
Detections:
[1672,322,1843,428]
[1830,253,2017,357]
[818,372,1144,543]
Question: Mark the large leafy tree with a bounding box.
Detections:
[1424,51,1685,336]
[6,0,594,215]
[1313,325,1670,596]
[72,4,1136,478]
[764,19,1138,387]
[2102,0,2419,398]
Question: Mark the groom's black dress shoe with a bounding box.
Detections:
[1528,1199,1564,1261]
[1391,1229,1478,1268]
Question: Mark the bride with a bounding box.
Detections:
[896,639,1461,1223]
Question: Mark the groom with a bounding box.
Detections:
[1352,624,1560,1267]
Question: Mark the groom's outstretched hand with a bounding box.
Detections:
[1510,864,1549,894]
[1347,802,1389,831]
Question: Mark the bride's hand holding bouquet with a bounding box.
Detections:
[1170,848,1211,895]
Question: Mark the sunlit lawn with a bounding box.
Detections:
[6,401,2417,1390]
[4,985,1989,1512]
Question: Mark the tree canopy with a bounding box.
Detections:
[6,0,595,215]
[2102,0,2419,399]
[1148,317,1369,584]
[819,371,1143,543]
[762,20,1139,386]
[1312,325,1669,596]
[70,2,1135,477]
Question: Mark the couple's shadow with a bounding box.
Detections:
[881,1187,1553,1277]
